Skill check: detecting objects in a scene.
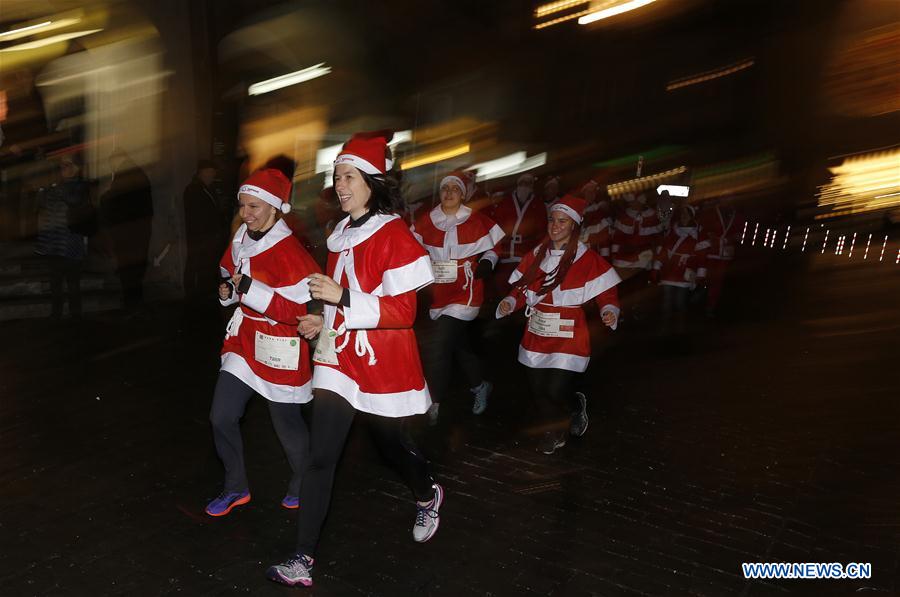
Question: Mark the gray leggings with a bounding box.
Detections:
[209,371,310,495]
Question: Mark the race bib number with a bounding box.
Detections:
[254,331,300,370]
[527,310,575,339]
[313,328,339,366]
[431,260,458,284]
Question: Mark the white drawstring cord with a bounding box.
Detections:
[354,330,377,365]
[461,260,475,307]
[335,323,350,352]
[333,322,377,366]
[225,307,267,338]
[225,307,243,338]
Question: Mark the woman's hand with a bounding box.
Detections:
[297,314,324,340]
[498,297,514,317]
[307,273,344,304]
[218,283,232,301]
[601,309,617,328]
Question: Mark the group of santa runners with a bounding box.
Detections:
[201,130,742,588]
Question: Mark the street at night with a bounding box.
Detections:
[1,0,899,595]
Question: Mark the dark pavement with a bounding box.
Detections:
[2,248,898,596]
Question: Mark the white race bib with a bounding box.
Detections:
[431,260,458,284]
[527,310,575,338]
[313,328,339,366]
[254,331,300,370]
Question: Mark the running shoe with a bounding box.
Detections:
[205,491,251,517]
[266,554,314,587]
[471,381,492,415]
[413,483,444,543]
[569,392,589,437]
[538,432,566,455]
[281,494,299,509]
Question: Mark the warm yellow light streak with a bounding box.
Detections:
[579,0,657,25]
[401,143,470,170]
[535,0,590,17]
[534,9,595,29]
[0,28,101,51]
[816,148,900,219]
[667,59,755,91]
[0,21,52,40]
[606,166,687,196]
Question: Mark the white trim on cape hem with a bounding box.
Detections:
[430,303,479,321]
[221,352,313,404]
[518,346,589,373]
[312,365,432,417]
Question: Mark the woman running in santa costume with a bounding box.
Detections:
[267,131,442,588]
[652,205,710,335]
[412,170,505,424]
[206,168,321,517]
[497,195,622,454]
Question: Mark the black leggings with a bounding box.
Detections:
[527,367,579,430]
[425,315,483,403]
[295,390,435,556]
[209,371,309,495]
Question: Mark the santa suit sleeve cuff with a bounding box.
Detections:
[241,278,275,313]
[481,250,499,268]
[343,289,381,329]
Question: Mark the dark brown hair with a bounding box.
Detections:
[513,225,581,297]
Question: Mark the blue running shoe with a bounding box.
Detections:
[281,495,300,509]
[205,491,250,517]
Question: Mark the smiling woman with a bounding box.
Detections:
[205,168,322,518]
[268,131,443,589]
[497,195,622,455]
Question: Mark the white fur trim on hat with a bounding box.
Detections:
[334,153,382,175]
[440,175,466,194]
[550,202,582,225]
[239,184,291,214]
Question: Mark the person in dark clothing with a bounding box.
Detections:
[182,159,228,301]
[35,154,91,320]
[101,149,153,311]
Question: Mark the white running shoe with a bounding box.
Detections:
[471,381,492,415]
[266,554,314,587]
[569,392,589,437]
[413,483,444,543]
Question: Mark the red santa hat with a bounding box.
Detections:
[549,194,588,225]
[440,170,476,200]
[333,129,394,175]
[239,168,292,214]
